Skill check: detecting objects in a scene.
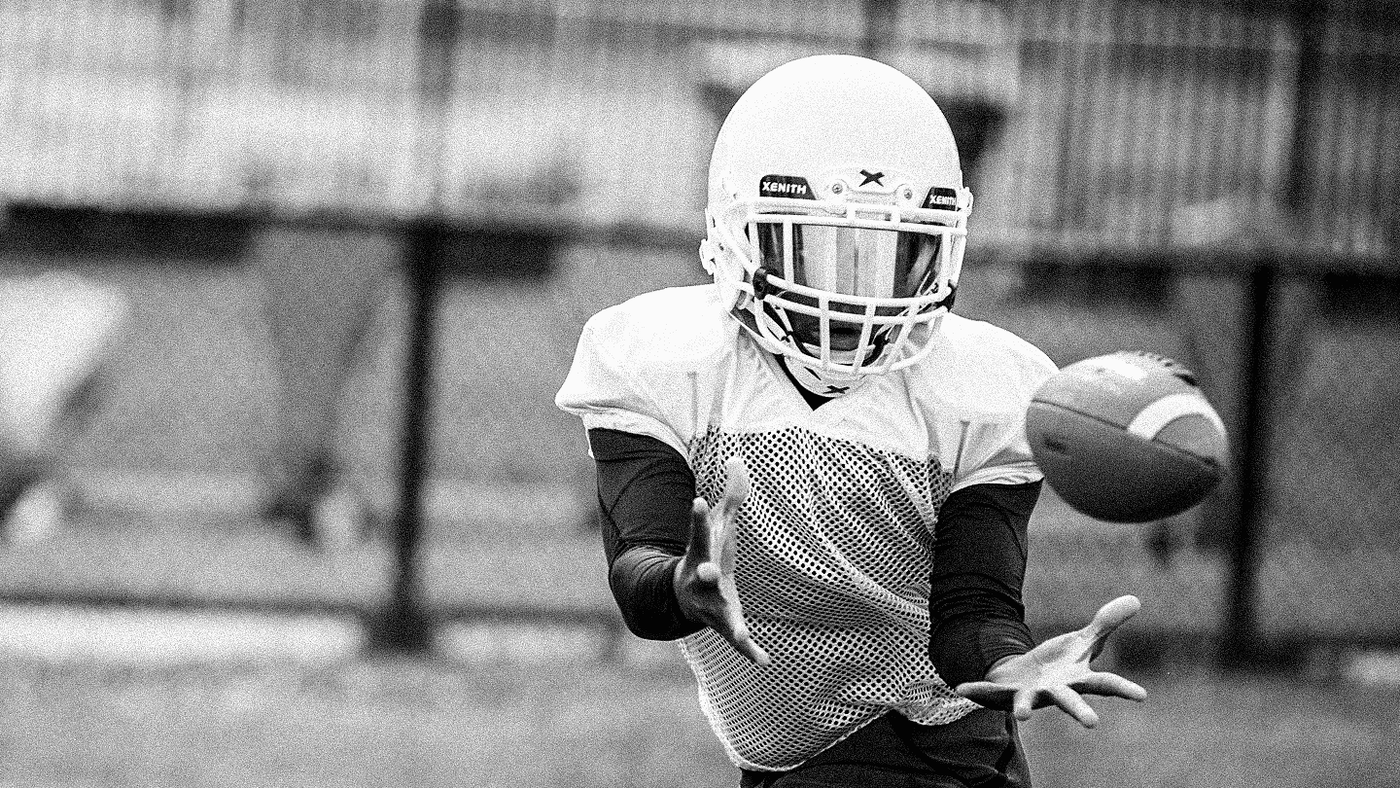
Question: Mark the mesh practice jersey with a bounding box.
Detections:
[556,284,1057,771]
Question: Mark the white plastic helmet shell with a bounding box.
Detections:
[701,54,972,377]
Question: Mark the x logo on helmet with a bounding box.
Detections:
[859,170,885,186]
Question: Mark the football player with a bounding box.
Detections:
[557,55,1145,787]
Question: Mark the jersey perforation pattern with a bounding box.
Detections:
[681,426,977,771]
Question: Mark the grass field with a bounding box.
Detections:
[0,637,1395,788]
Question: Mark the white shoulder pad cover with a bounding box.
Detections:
[555,284,739,457]
[910,314,1059,491]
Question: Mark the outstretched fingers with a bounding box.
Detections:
[725,613,771,666]
[1084,595,1141,638]
[719,456,752,519]
[1071,671,1147,702]
[1047,686,1099,728]
[954,681,1016,711]
[1081,595,1142,657]
[680,457,768,667]
[692,457,751,569]
[1011,688,1037,721]
[686,498,721,578]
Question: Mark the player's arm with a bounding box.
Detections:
[589,428,769,664]
[930,481,1145,726]
[958,596,1146,727]
[590,427,699,639]
[928,481,1042,688]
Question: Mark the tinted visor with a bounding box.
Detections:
[755,222,942,300]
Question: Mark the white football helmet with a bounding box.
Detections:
[700,55,972,382]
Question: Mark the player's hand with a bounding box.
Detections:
[954,595,1147,728]
[673,456,771,667]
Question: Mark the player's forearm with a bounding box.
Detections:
[608,545,706,640]
[928,481,1040,686]
[929,583,1036,686]
[589,428,705,640]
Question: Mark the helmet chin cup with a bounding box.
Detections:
[780,354,867,399]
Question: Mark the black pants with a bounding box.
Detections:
[739,709,1031,788]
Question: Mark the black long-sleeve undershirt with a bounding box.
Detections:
[590,427,705,640]
[588,427,1039,686]
[927,481,1039,686]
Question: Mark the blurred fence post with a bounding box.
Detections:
[368,224,440,653]
[1221,0,1325,668]
[367,0,463,653]
[861,0,898,59]
[1221,261,1277,667]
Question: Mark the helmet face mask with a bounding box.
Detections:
[711,188,966,374]
[702,55,972,378]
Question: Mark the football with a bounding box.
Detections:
[1025,351,1229,523]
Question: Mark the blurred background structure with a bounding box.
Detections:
[0,1,1397,786]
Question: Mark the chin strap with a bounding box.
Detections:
[780,355,868,399]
